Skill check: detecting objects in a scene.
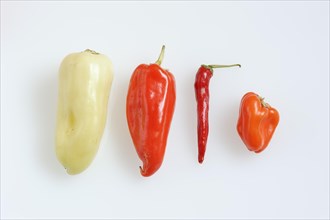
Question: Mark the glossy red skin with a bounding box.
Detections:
[194,65,213,163]
[126,64,176,177]
[237,92,280,153]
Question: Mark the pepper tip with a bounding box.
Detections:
[139,165,150,177]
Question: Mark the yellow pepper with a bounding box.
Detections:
[55,49,113,175]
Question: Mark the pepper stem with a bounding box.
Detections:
[258,96,270,108]
[84,49,99,55]
[155,45,165,66]
[208,64,241,69]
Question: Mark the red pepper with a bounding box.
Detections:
[237,92,280,153]
[194,64,241,163]
[126,46,176,177]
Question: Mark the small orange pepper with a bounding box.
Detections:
[237,92,280,153]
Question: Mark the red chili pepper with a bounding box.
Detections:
[237,92,279,153]
[194,64,241,163]
[126,46,176,177]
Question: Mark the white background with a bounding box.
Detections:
[1,1,329,219]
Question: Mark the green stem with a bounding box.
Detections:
[202,64,241,73]
[207,64,241,69]
[258,96,270,108]
[84,49,99,55]
[155,45,165,65]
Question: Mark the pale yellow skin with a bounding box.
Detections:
[56,49,113,175]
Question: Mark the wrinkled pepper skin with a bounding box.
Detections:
[194,64,240,163]
[126,46,176,177]
[237,92,279,153]
[56,49,113,175]
[194,65,213,164]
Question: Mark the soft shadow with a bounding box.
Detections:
[35,67,66,177]
[107,75,140,177]
[181,68,198,162]
[218,102,246,156]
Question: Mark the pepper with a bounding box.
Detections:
[194,64,241,163]
[126,46,176,177]
[237,92,280,153]
[55,49,113,175]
